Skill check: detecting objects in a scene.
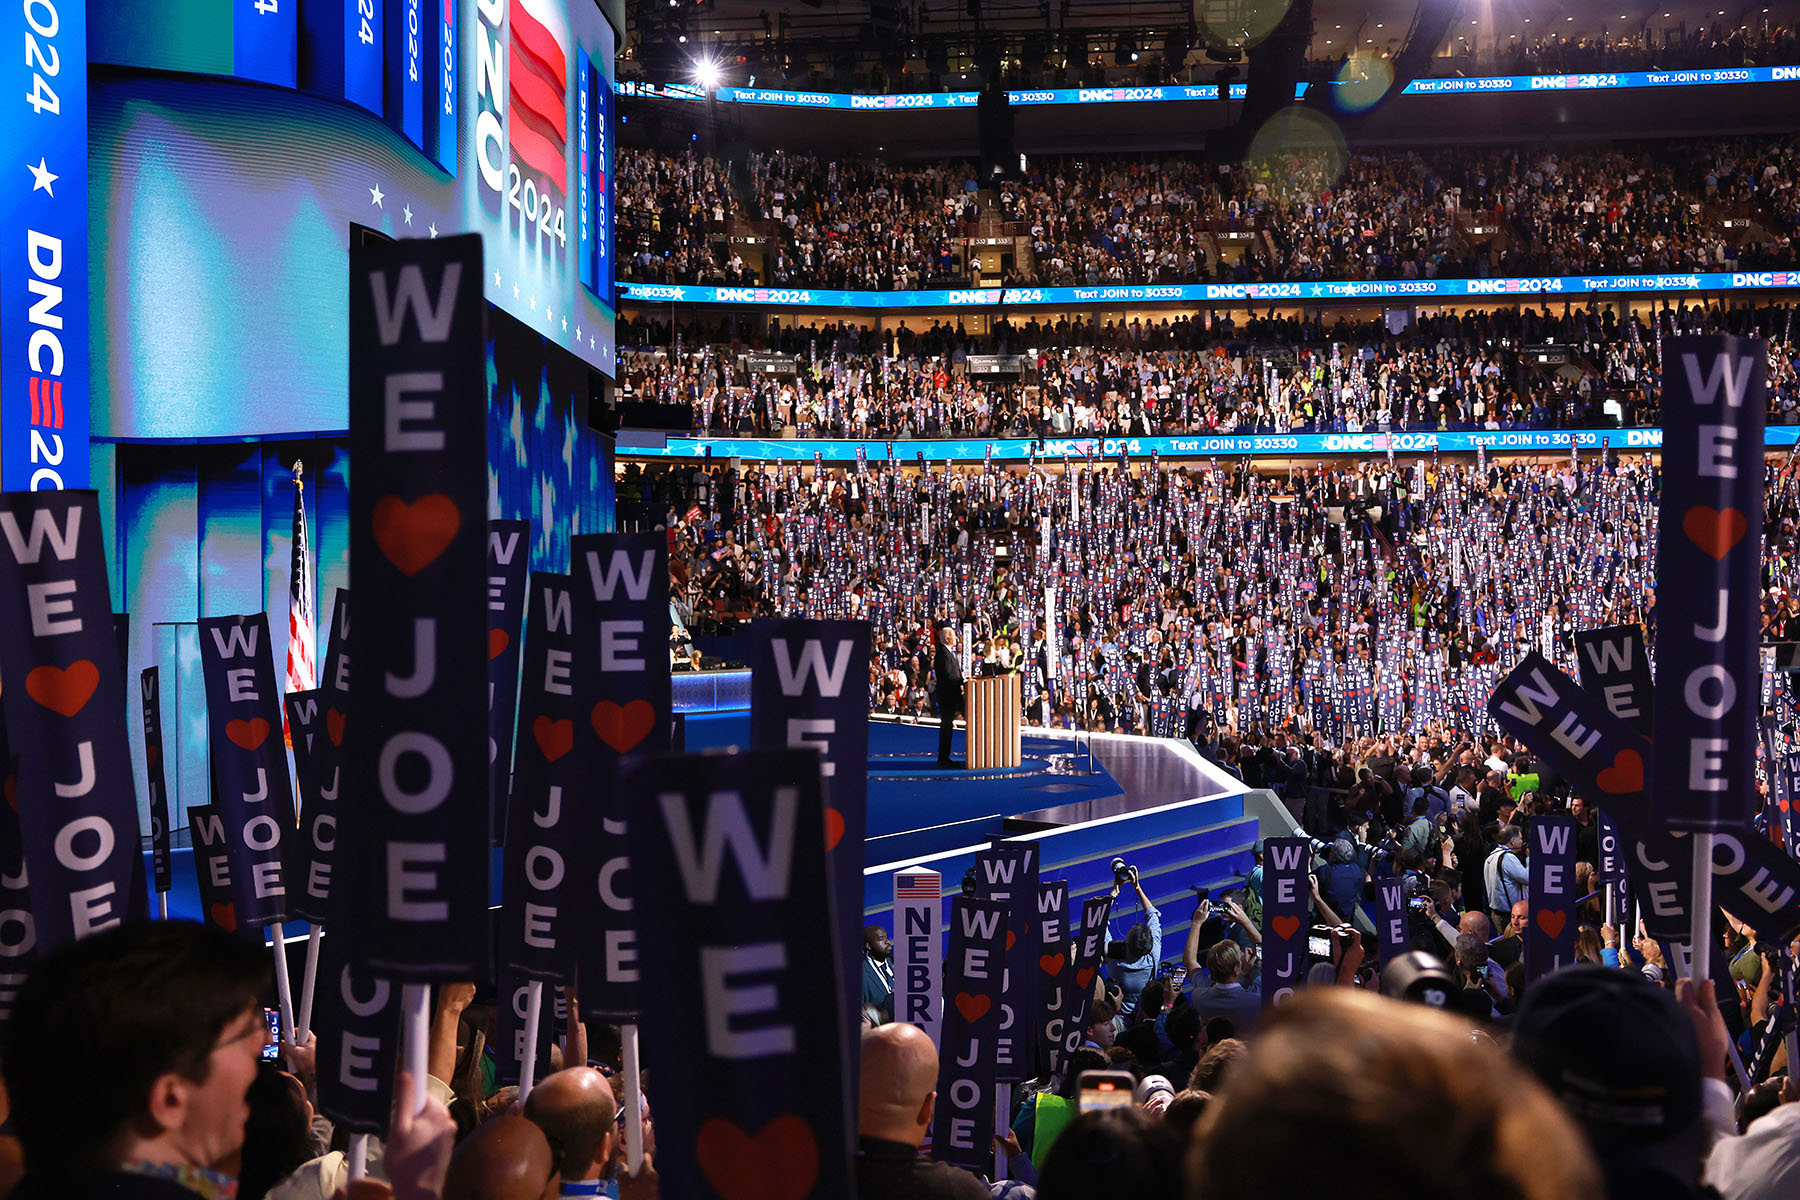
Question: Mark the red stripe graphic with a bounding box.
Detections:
[509,116,568,187]
[508,1,567,92]
[509,44,567,135]
[52,381,62,429]
[29,377,40,426]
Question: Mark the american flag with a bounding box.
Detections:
[895,872,940,899]
[286,463,316,696]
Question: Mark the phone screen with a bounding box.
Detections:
[1076,1072,1137,1111]
[1307,935,1332,958]
[261,1008,281,1061]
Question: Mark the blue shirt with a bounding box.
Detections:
[1107,904,1162,1011]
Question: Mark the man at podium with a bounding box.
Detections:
[935,625,965,768]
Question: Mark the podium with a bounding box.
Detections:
[964,673,1022,769]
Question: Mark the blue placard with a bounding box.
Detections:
[2,0,88,491]
[622,426,1800,464]
[348,0,384,115]
[428,0,456,172]
[234,0,298,87]
[593,61,614,306]
[619,267,1800,310]
[576,46,592,291]
[1652,336,1767,831]
[388,0,425,152]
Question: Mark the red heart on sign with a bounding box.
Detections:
[1596,749,1644,795]
[954,992,991,1023]
[532,715,573,762]
[1271,915,1302,942]
[372,494,462,577]
[326,708,346,747]
[1006,929,1017,951]
[695,1115,819,1200]
[2,775,15,812]
[1075,966,1095,989]
[591,699,656,754]
[1535,909,1568,940]
[488,629,509,660]
[1039,952,1067,977]
[25,660,98,718]
[226,718,270,752]
[209,901,238,932]
[1682,505,1748,561]
[823,807,845,850]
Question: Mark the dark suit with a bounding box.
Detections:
[935,641,964,766]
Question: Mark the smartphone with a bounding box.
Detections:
[262,1008,281,1061]
[1076,1069,1138,1112]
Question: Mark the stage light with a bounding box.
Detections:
[695,58,721,88]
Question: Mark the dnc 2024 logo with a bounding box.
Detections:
[474,0,573,249]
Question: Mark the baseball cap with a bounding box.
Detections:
[1136,1074,1176,1112]
[1511,966,1702,1192]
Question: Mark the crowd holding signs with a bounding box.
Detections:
[8,231,1800,1200]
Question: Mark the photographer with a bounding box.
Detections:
[1483,824,1531,934]
[1104,863,1161,1016]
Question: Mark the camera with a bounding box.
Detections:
[1111,857,1137,884]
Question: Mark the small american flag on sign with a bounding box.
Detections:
[286,464,315,695]
[895,873,940,899]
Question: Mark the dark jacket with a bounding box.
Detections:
[856,1136,990,1200]
[935,642,965,704]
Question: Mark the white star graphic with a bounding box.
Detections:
[402,204,413,225]
[562,318,568,332]
[529,294,537,311]
[428,223,439,238]
[494,269,502,287]
[369,184,385,207]
[26,158,56,196]
[589,336,596,349]
[545,306,554,324]
[575,326,582,341]
[513,284,520,299]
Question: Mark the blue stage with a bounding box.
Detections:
[149,714,1260,951]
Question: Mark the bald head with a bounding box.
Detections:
[859,1023,940,1147]
[444,1114,557,1200]
[1458,911,1492,941]
[523,1067,617,1183]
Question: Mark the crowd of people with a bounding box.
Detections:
[10,794,1796,1200]
[616,299,1800,438]
[616,135,1800,290]
[649,19,1800,99]
[634,440,1800,755]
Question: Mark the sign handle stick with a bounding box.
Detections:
[1690,835,1715,984]
[518,979,544,1102]
[402,983,431,1115]
[994,1082,1011,1181]
[622,1021,645,1173]
[348,1134,369,1180]
[157,892,168,921]
[1783,954,1799,1087]
[295,924,323,1042]
[1603,883,1615,929]
[1724,1029,1751,1097]
[269,928,297,1046]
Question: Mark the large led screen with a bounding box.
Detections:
[89,0,615,441]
